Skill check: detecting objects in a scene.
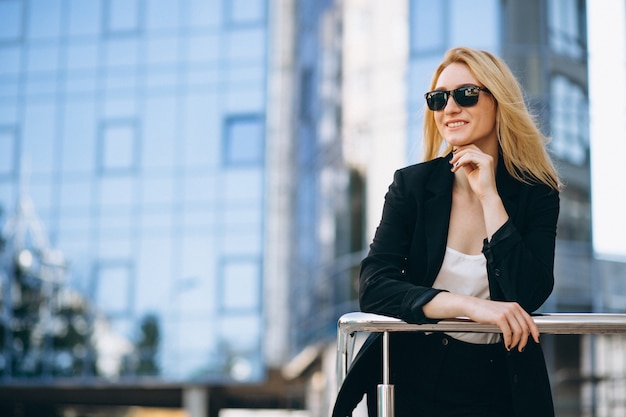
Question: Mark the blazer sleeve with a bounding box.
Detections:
[359,169,445,324]
[482,184,560,312]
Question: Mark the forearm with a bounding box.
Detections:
[422,291,476,320]
[480,193,509,240]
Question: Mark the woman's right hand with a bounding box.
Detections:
[465,297,540,352]
[423,292,540,352]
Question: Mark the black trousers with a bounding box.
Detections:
[389,332,514,417]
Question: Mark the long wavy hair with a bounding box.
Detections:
[423,47,561,190]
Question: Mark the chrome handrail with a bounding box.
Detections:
[336,312,626,417]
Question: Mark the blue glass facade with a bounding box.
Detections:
[291,0,349,351]
[0,0,268,383]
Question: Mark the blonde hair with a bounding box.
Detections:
[423,47,561,190]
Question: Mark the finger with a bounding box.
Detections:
[497,319,513,351]
[449,147,473,164]
[451,152,485,171]
[507,315,524,351]
[461,162,478,175]
[514,308,538,346]
[516,320,531,352]
[450,159,463,173]
[512,310,535,352]
[449,153,461,167]
[524,314,540,344]
[450,154,475,172]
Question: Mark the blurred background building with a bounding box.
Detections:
[0,0,624,416]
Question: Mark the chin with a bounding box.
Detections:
[446,139,472,147]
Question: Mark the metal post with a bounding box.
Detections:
[377,331,394,417]
[183,386,208,417]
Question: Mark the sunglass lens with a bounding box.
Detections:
[427,92,448,111]
[453,87,480,107]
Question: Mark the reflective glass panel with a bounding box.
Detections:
[100,120,137,173]
[221,258,260,311]
[106,0,141,34]
[67,0,101,37]
[0,0,22,41]
[27,0,62,40]
[223,116,264,166]
[0,127,16,177]
[0,46,21,76]
[228,0,265,25]
[95,262,133,315]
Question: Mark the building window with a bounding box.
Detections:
[410,0,446,54]
[219,258,261,313]
[550,74,589,165]
[104,0,142,35]
[222,115,264,166]
[26,0,62,40]
[0,45,21,76]
[99,119,139,174]
[226,0,266,26]
[67,0,101,37]
[0,126,17,178]
[94,261,133,316]
[0,0,22,42]
[548,0,586,59]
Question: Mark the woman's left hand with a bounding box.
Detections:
[449,145,498,201]
[449,145,509,239]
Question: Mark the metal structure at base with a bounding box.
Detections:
[336,312,626,417]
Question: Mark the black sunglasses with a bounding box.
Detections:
[424,85,490,111]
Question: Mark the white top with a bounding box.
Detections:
[431,246,502,344]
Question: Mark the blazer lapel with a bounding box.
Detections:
[423,156,454,285]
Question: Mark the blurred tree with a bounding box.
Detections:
[0,198,99,379]
[135,313,160,376]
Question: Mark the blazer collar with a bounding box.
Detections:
[425,152,455,198]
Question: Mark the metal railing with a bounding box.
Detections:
[337,312,626,417]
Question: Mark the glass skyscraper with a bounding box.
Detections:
[1,0,269,383]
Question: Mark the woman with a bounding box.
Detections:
[332,47,560,417]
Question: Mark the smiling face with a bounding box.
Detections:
[433,62,498,152]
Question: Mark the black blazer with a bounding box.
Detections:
[333,153,560,417]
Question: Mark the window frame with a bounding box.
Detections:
[221,114,265,167]
[98,118,140,176]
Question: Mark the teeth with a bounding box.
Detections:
[448,121,465,128]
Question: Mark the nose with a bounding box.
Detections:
[444,93,461,112]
